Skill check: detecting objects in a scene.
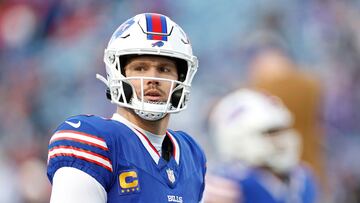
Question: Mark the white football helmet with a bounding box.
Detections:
[209,89,302,173]
[96,13,198,120]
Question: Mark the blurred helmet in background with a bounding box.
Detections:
[209,88,302,173]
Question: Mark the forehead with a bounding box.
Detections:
[127,55,176,65]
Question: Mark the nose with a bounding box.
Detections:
[145,67,160,85]
[146,79,160,86]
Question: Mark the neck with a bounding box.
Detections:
[117,107,170,135]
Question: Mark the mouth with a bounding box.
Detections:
[144,90,163,102]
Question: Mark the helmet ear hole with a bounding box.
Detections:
[175,58,188,82]
[105,83,133,102]
[122,82,133,102]
[171,89,183,107]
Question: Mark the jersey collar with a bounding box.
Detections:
[111,113,180,165]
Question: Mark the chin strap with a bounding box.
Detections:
[133,108,166,121]
[131,98,169,121]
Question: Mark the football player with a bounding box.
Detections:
[47,13,206,203]
[204,89,317,203]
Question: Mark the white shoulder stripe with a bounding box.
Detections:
[48,147,112,172]
[50,131,108,151]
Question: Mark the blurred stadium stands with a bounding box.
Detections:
[0,0,359,202]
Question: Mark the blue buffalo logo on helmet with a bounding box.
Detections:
[152,41,164,47]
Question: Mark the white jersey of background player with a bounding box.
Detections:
[204,89,318,203]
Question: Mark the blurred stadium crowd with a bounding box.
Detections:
[0,0,359,202]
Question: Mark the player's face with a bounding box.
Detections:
[263,127,290,147]
[124,55,178,103]
[262,127,301,173]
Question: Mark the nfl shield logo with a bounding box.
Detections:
[166,168,176,184]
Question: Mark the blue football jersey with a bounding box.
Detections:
[213,163,317,203]
[47,114,206,203]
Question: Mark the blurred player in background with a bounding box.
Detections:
[204,89,318,203]
[46,13,206,203]
[247,46,326,189]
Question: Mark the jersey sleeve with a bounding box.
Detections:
[47,115,114,190]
